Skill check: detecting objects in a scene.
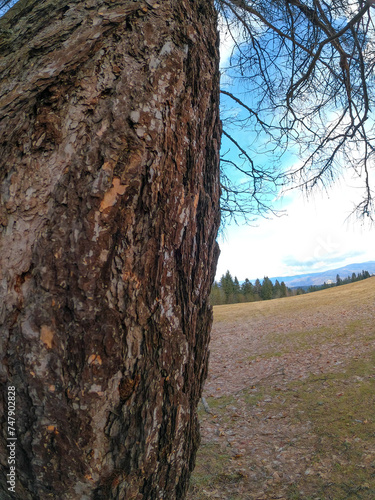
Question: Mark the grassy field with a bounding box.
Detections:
[213,277,375,323]
[188,278,375,500]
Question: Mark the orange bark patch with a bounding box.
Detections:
[40,325,54,349]
[87,354,103,366]
[100,177,126,211]
[47,425,58,434]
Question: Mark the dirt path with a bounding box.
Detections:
[188,279,375,499]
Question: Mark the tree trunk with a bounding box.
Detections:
[0,1,221,498]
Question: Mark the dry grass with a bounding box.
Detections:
[213,278,375,324]
[189,278,375,500]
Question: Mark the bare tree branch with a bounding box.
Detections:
[217,0,375,221]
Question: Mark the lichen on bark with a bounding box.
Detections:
[0,1,221,498]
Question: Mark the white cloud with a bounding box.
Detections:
[219,29,236,70]
[218,14,238,70]
[216,176,375,281]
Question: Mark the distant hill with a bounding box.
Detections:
[270,261,375,287]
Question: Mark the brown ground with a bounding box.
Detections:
[188,278,375,500]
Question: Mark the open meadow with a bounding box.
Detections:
[188,278,375,500]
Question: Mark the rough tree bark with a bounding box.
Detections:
[0,1,221,498]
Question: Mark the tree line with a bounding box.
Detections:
[307,270,372,293]
[211,271,292,305]
[211,270,373,306]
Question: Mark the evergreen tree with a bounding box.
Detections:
[241,278,254,301]
[280,281,287,298]
[220,271,236,303]
[254,278,262,299]
[261,277,274,300]
[210,282,226,305]
[234,276,241,295]
[241,278,251,294]
[273,279,282,299]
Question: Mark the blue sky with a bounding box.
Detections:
[216,19,375,282]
